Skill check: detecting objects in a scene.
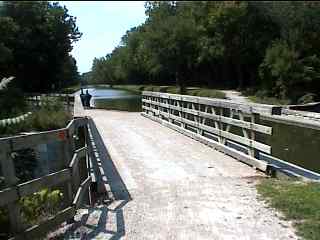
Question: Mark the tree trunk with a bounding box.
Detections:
[176,71,186,94]
[249,69,255,88]
[208,68,214,88]
[222,61,229,88]
[236,62,244,90]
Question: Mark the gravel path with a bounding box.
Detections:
[49,108,298,240]
[222,90,251,104]
[48,98,298,240]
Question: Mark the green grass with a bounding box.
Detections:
[257,179,320,240]
[241,88,291,105]
[187,88,226,99]
[112,84,226,99]
[248,95,290,105]
[0,98,72,137]
[59,83,81,94]
[0,98,71,237]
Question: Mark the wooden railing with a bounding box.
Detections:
[141,91,274,171]
[0,117,93,239]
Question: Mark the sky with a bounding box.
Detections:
[59,1,147,74]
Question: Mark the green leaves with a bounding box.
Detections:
[259,39,320,100]
[0,1,82,92]
[88,1,320,103]
[20,188,64,224]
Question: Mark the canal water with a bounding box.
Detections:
[260,119,320,174]
[83,86,141,112]
[83,86,320,174]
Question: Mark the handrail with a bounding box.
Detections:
[141,91,273,171]
[141,91,320,180]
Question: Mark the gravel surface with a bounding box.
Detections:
[49,105,298,240]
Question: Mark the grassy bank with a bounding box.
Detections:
[59,83,81,94]
[0,98,71,137]
[0,98,72,238]
[248,95,290,105]
[241,89,290,105]
[257,179,320,240]
[112,84,226,99]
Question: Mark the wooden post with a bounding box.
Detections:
[66,95,70,113]
[83,123,92,206]
[67,126,79,194]
[0,143,24,233]
[178,100,185,129]
[238,110,250,155]
[250,112,259,158]
[210,106,218,141]
[219,108,225,144]
[61,135,74,223]
[168,97,173,123]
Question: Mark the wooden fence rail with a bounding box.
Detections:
[0,117,94,239]
[141,91,274,171]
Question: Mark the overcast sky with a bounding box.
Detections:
[59,1,147,74]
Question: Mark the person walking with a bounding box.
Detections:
[80,88,85,106]
[84,89,92,108]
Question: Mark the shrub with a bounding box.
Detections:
[297,93,318,104]
[159,86,169,92]
[0,188,63,238]
[20,188,64,224]
[0,97,71,136]
[259,40,320,101]
[143,85,155,91]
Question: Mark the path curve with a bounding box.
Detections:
[222,90,251,104]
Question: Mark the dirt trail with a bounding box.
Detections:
[221,90,251,103]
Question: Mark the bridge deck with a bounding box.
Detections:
[54,100,297,239]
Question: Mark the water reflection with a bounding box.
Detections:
[80,87,141,112]
[260,119,320,173]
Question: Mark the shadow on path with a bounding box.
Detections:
[87,117,132,201]
[61,200,128,240]
[51,117,131,240]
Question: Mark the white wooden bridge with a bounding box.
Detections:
[56,92,299,240]
[3,90,320,239]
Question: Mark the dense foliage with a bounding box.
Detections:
[0,1,82,92]
[89,1,320,103]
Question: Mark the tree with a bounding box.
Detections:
[88,1,320,103]
[0,1,82,92]
[260,40,320,101]
[142,1,199,93]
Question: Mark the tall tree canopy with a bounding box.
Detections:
[88,1,320,103]
[0,1,82,92]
